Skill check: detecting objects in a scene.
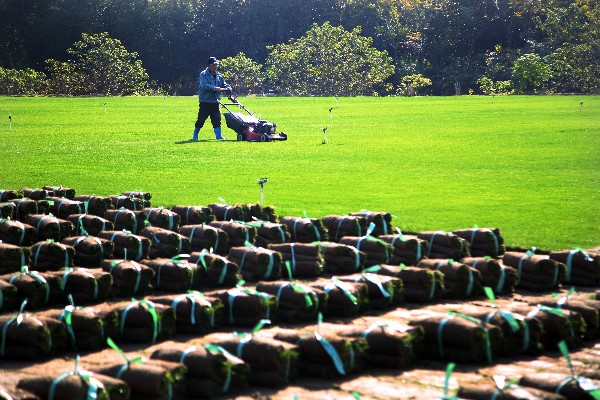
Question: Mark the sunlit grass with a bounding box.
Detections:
[1,95,598,250]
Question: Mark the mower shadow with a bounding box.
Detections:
[174,139,237,144]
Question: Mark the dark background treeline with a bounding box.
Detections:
[0,0,597,95]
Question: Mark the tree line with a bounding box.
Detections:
[0,0,597,96]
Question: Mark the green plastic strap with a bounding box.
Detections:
[325,278,358,305]
[107,337,146,373]
[558,340,575,376]
[496,263,506,293]
[236,319,271,357]
[15,220,26,245]
[285,260,293,280]
[228,291,238,324]
[516,255,528,284]
[218,262,229,285]
[185,207,193,224]
[335,216,347,241]
[465,267,474,297]
[292,219,300,240]
[147,208,155,226]
[49,355,104,400]
[34,242,43,269]
[484,287,520,333]
[200,344,235,393]
[552,262,560,287]
[10,267,49,304]
[361,273,390,298]
[36,215,54,240]
[172,294,197,325]
[427,232,439,257]
[315,331,346,375]
[239,252,247,272]
[566,248,593,282]
[437,315,453,358]
[363,321,410,339]
[513,314,530,352]
[556,376,577,396]
[428,272,438,300]
[156,262,165,288]
[443,362,456,400]
[179,346,196,364]
[263,252,275,280]
[48,371,74,400]
[77,215,89,236]
[214,228,220,253]
[277,282,314,308]
[196,249,208,270]
[449,312,493,363]
[59,305,77,348]
[1,316,18,357]
[414,240,422,263]
[62,269,98,300]
[131,261,142,293]
[188,226,197,245]
[350,246,361,271]
[120,299,159,343]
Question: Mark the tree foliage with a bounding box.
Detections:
[398,73,432,96]
[219,53,265,96]
[511,53,552,93]
[0,67,47,96]
[45,32,151,95]
[0,0,598,95]
[265,22,394,96]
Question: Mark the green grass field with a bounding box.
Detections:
[1,95,598,251]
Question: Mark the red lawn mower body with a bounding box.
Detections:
[219,96,288,142]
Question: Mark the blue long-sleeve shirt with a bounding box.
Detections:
[198,68,229,103]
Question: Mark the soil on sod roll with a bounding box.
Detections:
[1,186,600,399]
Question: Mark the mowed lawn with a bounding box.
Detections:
[0,95,598,251]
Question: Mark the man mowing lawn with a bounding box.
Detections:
[192,56,232,141]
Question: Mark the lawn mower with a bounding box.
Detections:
[218,95,288,142]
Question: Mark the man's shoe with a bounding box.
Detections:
[190,138,199,142]
[216,137,228,141]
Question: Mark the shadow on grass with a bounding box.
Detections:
[174,139,235,144]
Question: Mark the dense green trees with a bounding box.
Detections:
[266,22,394,96]
[45,33,151,95]
[0,0,597,95]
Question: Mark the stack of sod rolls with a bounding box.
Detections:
[461,256,517,295]
[188,251,241,287]
[151,343,250,399]
[379,233,428,266]
[181,224,229,255]
[322,214,368,242]
[100,259,154,297]
[144,207,181,232]
[453,227,505,257]
[171,205,215,226]
[548,248,600,287]
[503,251,565,292]
[268,243,324,278]
[417,259,483,299]
[279,216,327,243]
[374,264,444,303]
[418,230,471,260]
[62,235,114,268]
[140,226,190,258]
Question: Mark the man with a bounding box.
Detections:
[192,56,232,141]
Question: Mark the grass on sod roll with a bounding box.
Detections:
[0,95,598,251]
